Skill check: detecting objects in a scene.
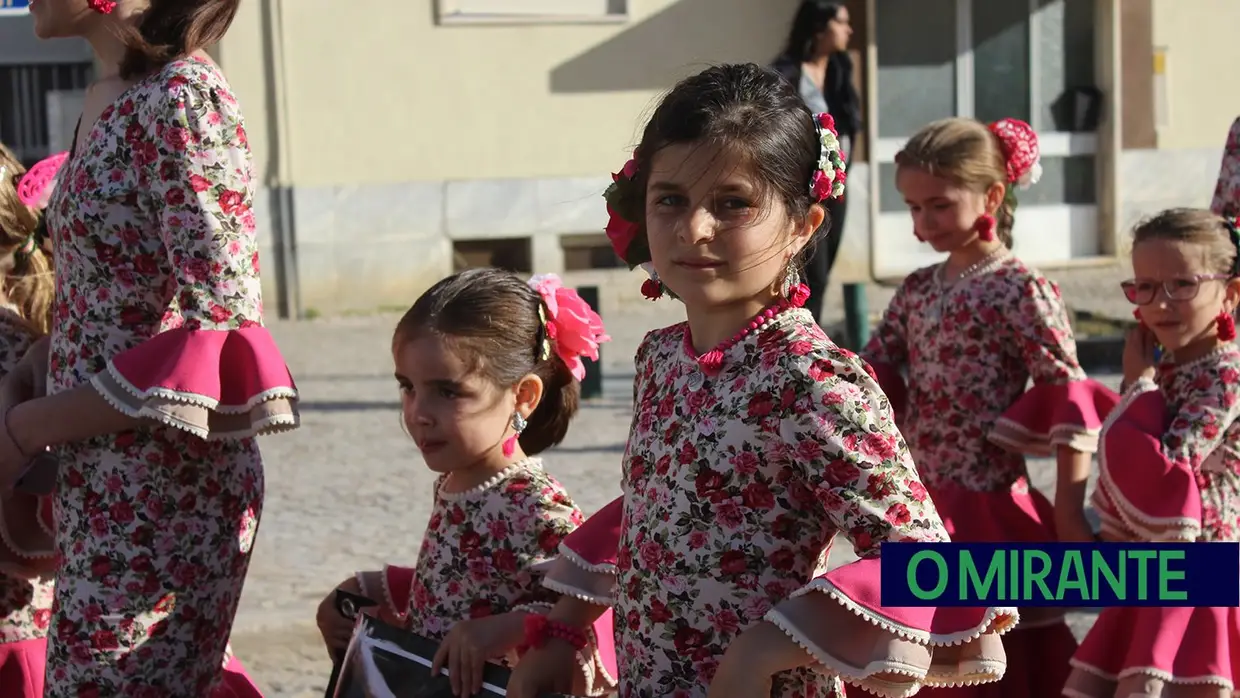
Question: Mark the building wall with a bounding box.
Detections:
[1119,0,1239,241]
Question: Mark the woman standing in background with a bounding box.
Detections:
[770,0,861,325]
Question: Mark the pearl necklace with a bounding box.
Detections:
[684,284,809,376]
[938,248,1010,286]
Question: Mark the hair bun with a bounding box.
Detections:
[987,118,1041,189]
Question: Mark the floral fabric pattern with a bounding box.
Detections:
[608,308,950,698]
[43,57,271,696]
[1213,116,1240,219]
[862,257,1083,492]
[363,458,584,639]
[0,308,53,644]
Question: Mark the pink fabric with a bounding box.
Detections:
[213,656,263,697]
[586,608,617,681]
[1072,605,1240,689]
[928,481,1057,543]
[820,557,1014,638]
[0,637,46,697]
[561,497,623,568]
[918,622,1076,698]
[993,380,1119,452]
[382,565,415,621]
[869,361,908,422]
[109,327,296,407]
[15,151,67,209]
[1102,391,1202,526]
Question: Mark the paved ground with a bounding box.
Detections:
[232,264,1131,697]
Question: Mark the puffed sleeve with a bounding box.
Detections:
[860,280,911,420]
[1212,116,1240,218]
[989,273,1117,455]
[1094,364,1240,542]
[763,349,1017,696]
[89,69,299,441]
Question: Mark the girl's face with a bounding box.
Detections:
[393,334,540,474]
[1128,239,1240,352]
[896,166,1002,252]
[816,8,852,55]
[28,0,101,40]
[644,142,819,312]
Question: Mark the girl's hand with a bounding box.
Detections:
[708,621,810,698]
[316,576,362,659]
[1122,325,1158,388]
[431,613,528,697]
[505,641,578,698]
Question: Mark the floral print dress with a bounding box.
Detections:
[356,457,616,695]
[43,57,299,696]
[860,253,1116,698]
[544,307,1015,698]
[1212,116,1240,219]
[0,307,55,697]
[1067,344,1240,698]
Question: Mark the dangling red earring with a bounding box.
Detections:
[1218,310,1236,341]
[975,214,997,242]
[87,0,117,13]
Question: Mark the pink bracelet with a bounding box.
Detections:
[517,614,588,654]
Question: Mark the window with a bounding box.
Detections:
[436,0,627,25]
[0,62,93,164]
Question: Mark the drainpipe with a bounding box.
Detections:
[260,0,301,320]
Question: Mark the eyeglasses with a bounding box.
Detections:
[1120,274,1231,305]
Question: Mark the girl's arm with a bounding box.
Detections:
[5,68,298,464]
[1095,369,1240,542]
[859,281,912,421]
[718,350,1014,696]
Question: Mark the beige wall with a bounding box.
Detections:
[219,0,801,188]
[1150,0,1240,150]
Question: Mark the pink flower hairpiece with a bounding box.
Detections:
[810,113,847,202]
[988,118,1042,189]
[527,274,611,382]
[87,0,117,14]
[16,151,68,210]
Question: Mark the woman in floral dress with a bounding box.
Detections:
[1212,117,1240,219]
[1067,208,1240,698]
[507,64,1015,698]
[317,270,616,697]
[860,117,1118,698]
[0,144,57,696]
[0,1,300,695]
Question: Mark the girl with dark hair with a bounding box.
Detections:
[316,269,617,698]
[507,63,1014,698]
[3,1,300,695]
[770,0,861,324]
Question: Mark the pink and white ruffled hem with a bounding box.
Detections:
[545,552,1017,698]
[0,491,55,579]
[91,326,299,440]
[1065,605,1240,698]
[1093,379,1201,542]
[213,651,264,698]
[989,380,1119,456]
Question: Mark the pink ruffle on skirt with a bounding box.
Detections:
[989,380,1119,456]
[916,622,1076,698]
[1066,605,1240,697]
[0,637,46,697]
[91,326,300,440]
[214,654,264,697]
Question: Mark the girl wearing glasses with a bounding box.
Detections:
[1067,208,1240,698]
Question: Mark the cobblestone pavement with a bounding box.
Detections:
[235,263,1129,697]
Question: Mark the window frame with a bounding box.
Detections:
[434,0,628,26]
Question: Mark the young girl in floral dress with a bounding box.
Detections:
[317,268,617,698]
[506,63,1016,698]
[859,117,1118,698]
[1,1,301,695]
[0,144,57,697]
[1066,208,1240,698]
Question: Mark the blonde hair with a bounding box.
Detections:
[1132,208,1238,276]
[0,144,54,336]
[895,117,1015,247]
